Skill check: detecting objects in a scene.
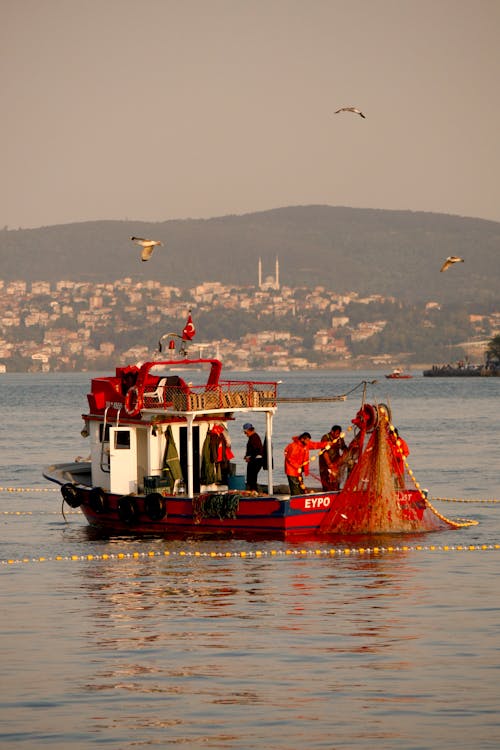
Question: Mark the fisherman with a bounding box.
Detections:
[242,423,263,491]
[284,432,330,496]
[389,427,410,486]
[319,424,347,491]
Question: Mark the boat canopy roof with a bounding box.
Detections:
[86,357,278,420]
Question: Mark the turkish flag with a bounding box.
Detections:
[182,312,195,340]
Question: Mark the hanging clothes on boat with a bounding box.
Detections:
[201,424,234,485]
[161,425,183,490]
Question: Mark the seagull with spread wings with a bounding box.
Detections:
[130,236,163,262]
[335,106,366,118]
[440,256,464,272]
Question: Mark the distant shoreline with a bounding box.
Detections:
[423,364,499,377]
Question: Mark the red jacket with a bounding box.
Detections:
[284,436,328,477]
[390,433,409,475]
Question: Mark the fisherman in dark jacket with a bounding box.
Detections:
[319,425,347,491]
[243,423,263,491]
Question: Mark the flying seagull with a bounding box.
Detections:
[440,256,464,272]
[335,106,365,118]
[130,236,163,262]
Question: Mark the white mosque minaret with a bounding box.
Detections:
[258,256,280,290]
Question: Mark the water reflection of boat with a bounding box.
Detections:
[44,329,475,538]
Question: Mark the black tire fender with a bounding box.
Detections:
[117,496,140,524]
[88,487,108,514]
[61,483,82,508]
[144,492,167,521]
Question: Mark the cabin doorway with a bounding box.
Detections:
[179,425,201,493]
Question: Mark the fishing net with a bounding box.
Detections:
[192,492,240,523]
[319,404,475,534]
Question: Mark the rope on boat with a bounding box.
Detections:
[273,379,379,404]
[276,396,346,403]
[385,421,479,528]
[3,543,500,567]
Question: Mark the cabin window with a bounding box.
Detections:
[114,431,131,450]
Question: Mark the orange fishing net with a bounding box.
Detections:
[319,404,475,534]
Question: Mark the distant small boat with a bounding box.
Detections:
[385,368,413,380]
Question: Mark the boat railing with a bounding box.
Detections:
[142,379,278,412]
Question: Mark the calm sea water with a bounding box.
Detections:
[1,370,499,749]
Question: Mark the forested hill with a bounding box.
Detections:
[1,205,499,304]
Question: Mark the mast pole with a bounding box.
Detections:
[265,410,273,494]
[186,413,194,497]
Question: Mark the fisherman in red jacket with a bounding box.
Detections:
[389,427,410,487]
[284,432,331,495]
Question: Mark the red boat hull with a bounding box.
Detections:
[70,485,445,538]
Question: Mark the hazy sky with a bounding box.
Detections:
[3,0,500,229]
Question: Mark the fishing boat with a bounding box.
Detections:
[44,329,475,538]
[385,368,413,379]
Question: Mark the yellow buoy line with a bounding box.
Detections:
[0,486,59,493]
[1,510,82,516]
[2,543,500,567]
[431,497,500,504]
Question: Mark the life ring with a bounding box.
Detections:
[88,487,108,514]
[118,496,140,524]
[124,385,143,417]
[61,483,82,508]
[144,492,167,521]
